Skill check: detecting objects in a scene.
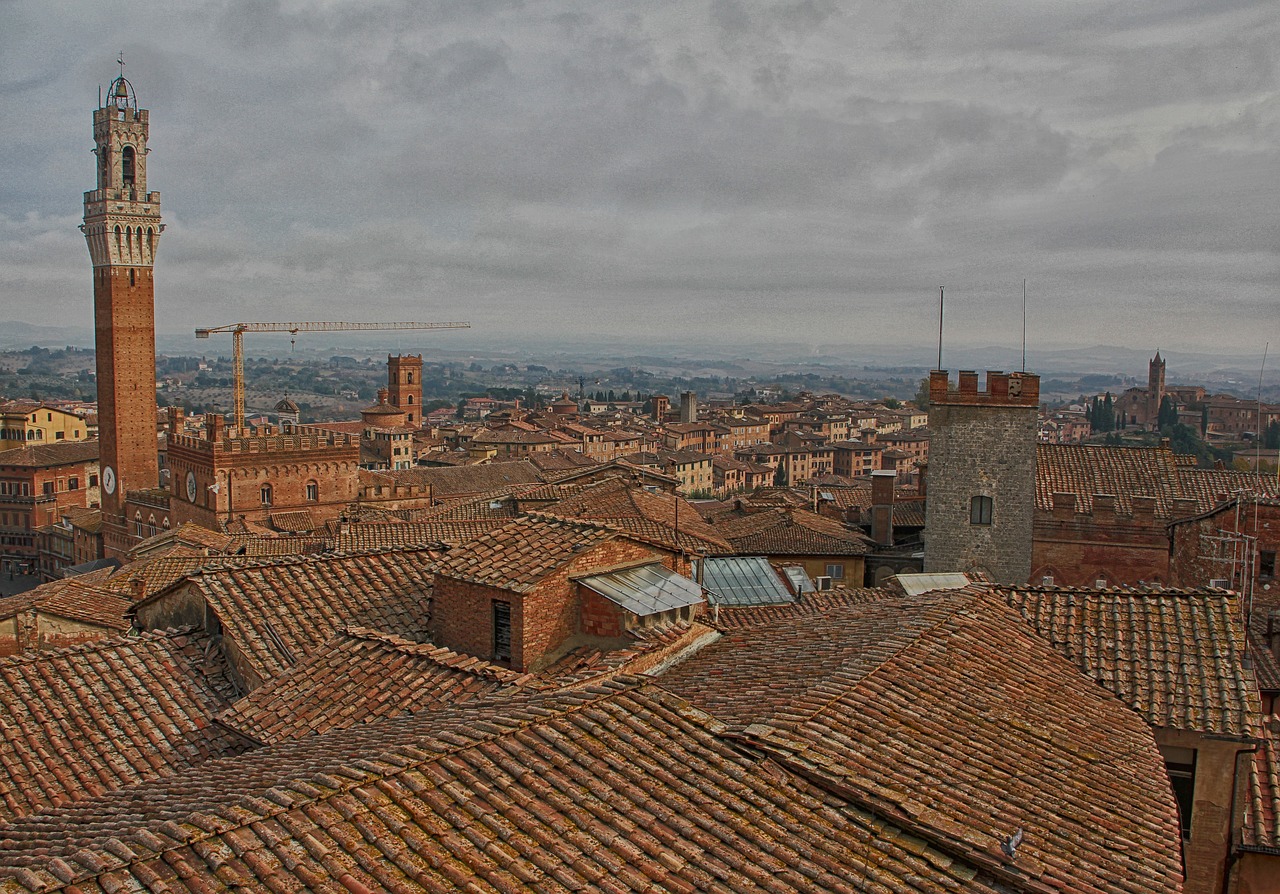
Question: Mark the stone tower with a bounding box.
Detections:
[82,68,163,557]
[923,369,1040,583]
[1147,350,1166,420]
[387,354,423,426]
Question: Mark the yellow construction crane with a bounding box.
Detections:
[194,321,471,429]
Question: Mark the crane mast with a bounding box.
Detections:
[194,321,470,430]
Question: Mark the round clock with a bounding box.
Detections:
[102,466,116,495]
[186,471,197,503]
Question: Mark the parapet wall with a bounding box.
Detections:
[929,369,1040,408]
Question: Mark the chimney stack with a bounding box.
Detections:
[870,470,896,547]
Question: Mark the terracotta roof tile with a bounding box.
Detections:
[537,477,732,554]
[1244,715,1280,852]
[1036,443,1280,515]
[330,519,505,551]
[660,589,1184,894]
[0,441,99,468]
[714,507,870,556]
[0,629,241,823]
[0,578,130,631]
[1001,584,1262,738]
[216,627,534,745]
[0,682,1012,894]
[155,549,437,689]
[435,516,617,593]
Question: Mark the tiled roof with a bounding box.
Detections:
[715,507,870,556]
[0,441,98,468]
[129,522,233,557]
[1036,444,1181,514]
[0,629,240,823]
[539,477,733,554]
[161,549,436,689]
[0,578,130,631]
[1244,715,1280,852]
[231,533,329,556]
[1001,584,1261,738]
[370,460,545,497]
[436,516,617,593]
[101,548,224,601]
[267,509,315,533]
[330,519,506,551]
[708,586,892,630]
[0,681,1013,894]
[660,589,1184,894]
[1036,444,1280,516]
[216,627,533,745]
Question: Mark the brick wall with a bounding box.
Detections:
[1032,495,1171,586]
[924,370,1038,583]
[433,537,667,672]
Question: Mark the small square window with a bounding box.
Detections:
[825,563,845,580]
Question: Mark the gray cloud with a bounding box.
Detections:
[0,0,1276,356]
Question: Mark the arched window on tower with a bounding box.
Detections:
[121,145,136,187]
[407,395,414,405]
[261,483,273,506]
[407,372,414,384]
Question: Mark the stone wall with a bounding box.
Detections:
[924,370,1038,583]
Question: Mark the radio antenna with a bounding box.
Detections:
[1022,279,1027,372]
[936,286,944,370]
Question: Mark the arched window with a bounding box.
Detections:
[970,495,993,526]
[407,372,414,384]
[305,481,318,502]
[121,145,135,186]
[407,394,414,405]
[261,483,273,506]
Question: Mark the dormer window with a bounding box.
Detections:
[121,145,136,187]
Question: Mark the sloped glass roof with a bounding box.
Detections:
[696,556,796,606]
[578,563,704,615]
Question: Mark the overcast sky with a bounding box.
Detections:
[1,0,1277,359]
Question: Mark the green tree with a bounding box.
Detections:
[882,397,902,409]
[1157,395,1178,430]
[913,378,930,410]
[1264,420,1280,450]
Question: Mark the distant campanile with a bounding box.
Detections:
[82,66,162,556]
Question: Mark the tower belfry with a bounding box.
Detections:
[82,63,163,556]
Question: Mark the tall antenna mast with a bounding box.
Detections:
[937,286,945,370]
[1022,279,1027,372]
[1258,342,1270,485]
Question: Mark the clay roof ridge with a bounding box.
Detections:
[339,625,530,683]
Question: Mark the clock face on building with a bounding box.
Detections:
[186,471,197,503]
[102,466,116,495]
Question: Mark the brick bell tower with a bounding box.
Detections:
[387,354,423,427]
[82,64,163,557]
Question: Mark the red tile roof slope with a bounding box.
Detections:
[1001,585,1261,739]
[659,589,1184,894]
[216,627,534,745]
[714,507,870,556]
[435,516,617,593]
[0,578,130,631]
[330,518,507,551]
[1036,444,1280,516]
[0,681,1013,894]
[538,477,733,554]
[1245,715,1280,853]
[0,629,241,823]
[167,548,436,688]
[708,586,895,631]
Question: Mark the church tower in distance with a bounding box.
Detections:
[82,67,163,556]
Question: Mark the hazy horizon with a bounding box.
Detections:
[2,1,1277,355]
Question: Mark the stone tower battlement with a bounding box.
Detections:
[928,369,1040,408]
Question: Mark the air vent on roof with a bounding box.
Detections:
[814,575,833,591]
[1041,574,1054,586]
[1209,578,1231,590]
[1094,579,1107,588]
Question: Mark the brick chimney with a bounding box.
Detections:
[206,413,224,443]
[870,470,896,546]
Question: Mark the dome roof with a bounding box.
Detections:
[275,397,300,414]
